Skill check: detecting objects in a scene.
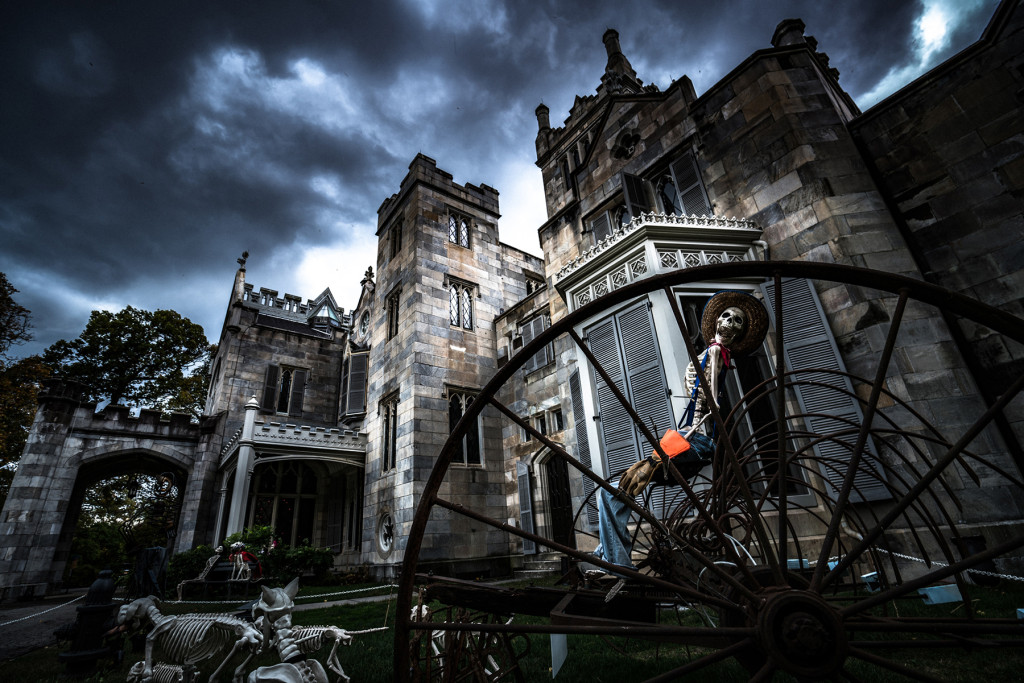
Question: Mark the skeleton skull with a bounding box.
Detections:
[715,306,747,343]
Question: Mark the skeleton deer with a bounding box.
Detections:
[118,596,262,683]
[247,578,352,683]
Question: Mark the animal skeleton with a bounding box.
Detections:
[247,578,353,683]
[118,596,262,683]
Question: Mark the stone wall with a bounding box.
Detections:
[849,1,1024,454]
[530,14,1023,563]
[363,154,543,578]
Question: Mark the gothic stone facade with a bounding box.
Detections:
[1,1,1021,595]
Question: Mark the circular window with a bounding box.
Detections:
[359,311,370,336]
[376,511,395,557]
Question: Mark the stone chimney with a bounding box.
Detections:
[772,18,806,47]
[535,103,550,133]
[602,29,637,81]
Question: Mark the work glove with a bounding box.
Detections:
[619,456,661,497]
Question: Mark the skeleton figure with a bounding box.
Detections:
[176,546,226,600]
[118,596,262,683]
[230,542,252,582]
[619,304,751,497]
[682,305,748,433]
[247,578,352,683]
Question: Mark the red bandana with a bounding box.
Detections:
[708,341,731,369]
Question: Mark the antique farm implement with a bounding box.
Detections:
[397,261,1024,682]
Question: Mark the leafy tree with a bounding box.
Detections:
[0,272,31,360]
[0,356,49,505]
[43,306,213,417]
[0,273,47,507]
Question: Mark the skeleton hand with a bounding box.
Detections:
[619,456,661,497]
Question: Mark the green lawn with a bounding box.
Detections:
[8,580,1024,682]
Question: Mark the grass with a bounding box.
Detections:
[6,579,1024,681]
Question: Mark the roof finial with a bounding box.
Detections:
[237,250,249,270]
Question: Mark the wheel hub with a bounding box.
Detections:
[758,590,847,679]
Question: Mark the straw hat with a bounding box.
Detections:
[700,291,769,356]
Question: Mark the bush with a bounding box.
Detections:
[223,525,276,554]
[175,527,336,585]
[263,543,334,583]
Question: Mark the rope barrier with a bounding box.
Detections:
[877,549,1024,582]
[163,583,400,606]
[347,626,389,635]
[807,549,1024,582]
[0,594,84,629]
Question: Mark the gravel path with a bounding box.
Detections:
[0,590,89,661]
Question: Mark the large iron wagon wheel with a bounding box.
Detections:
[396,261,1024,682]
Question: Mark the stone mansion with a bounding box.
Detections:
[1,0,1021,592]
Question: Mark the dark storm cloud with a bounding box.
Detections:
[0,0,1001,358]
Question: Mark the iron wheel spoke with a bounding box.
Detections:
[811,289,908,590]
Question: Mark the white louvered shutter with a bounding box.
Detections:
[570,369,597,525]
[622,172,651,221]
[761,278,892,503]
[587,317,636,479]
[590,212,612,242]
[517,461,536,554]
[669,153,711,216]
[586,302,674,482]
[617,303,675,511]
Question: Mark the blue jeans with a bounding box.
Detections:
[593,483,636,570]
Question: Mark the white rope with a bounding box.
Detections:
[0,594,84,629]
[807,549,1024,583]
[163,583,400,606]
[347,626,389,635]
[877,549,1024,582]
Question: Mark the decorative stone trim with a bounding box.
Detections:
[254,421,367,449]
[573,250,649,309]
[656,248,747,269]
[555,212,758,282]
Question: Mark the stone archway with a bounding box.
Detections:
[0,381,209,598]
[55,450,190,591]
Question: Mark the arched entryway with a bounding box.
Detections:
[58,451,188,594]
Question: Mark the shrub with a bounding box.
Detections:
[263,543,334,583]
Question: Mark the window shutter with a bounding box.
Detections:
[586,317,637,479]
[261,365,280,411]
[669,153,711,216]
[517,460,537,555]
[521,317,538,373]
[339,359,349,417]
[760,278,892,503]
[465,396,480,465]
[590,211,612,242]
[520,316,551,374]
[288,369,306,417]
[345,352,368,416]
[622,172,651,221]
[616,303,675,511]
[570,369,597,525]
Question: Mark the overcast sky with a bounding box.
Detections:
[1,0,1000,358]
